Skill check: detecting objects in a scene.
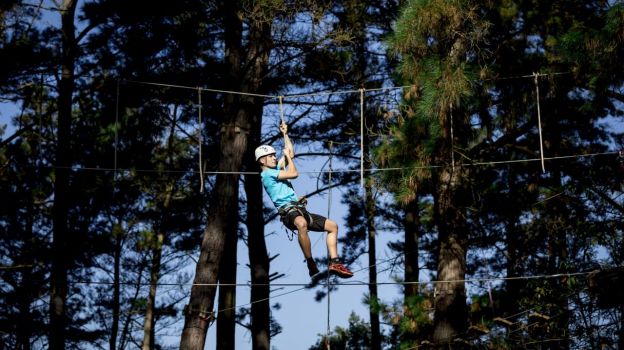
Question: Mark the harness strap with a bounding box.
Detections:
[278,201,314,231]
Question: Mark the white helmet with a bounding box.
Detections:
[255,145,276,161]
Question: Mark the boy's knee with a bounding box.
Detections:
[326,219,338,232]
[294,217,308,230]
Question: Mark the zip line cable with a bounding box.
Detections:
[122,71,571,101]
[122,79,276,99]
[32,269,596,290]
[8,71,612,182]
[26,260,604,288]
[5,243,611,339]
[12,150,619,175]
[5,70,614,346]
[30,264,605,328]
[13,241,600,336]
[119,71,572,189]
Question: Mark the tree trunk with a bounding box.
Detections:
[179,1,272,348]
[365,177,381,350]
[119,265,145,349]
[246,175,271,350]
[619,305,624,350]
[245,92,270,350]
[545,122,570,350]
[179,135,244,349]
[49,1,77,349]
[403,200,420,300]
[503,168,524,334]
[216,222,238,350]
[110,225,122,350]
[347,1,382,347]
[142,107,180,350]
[363,99,381,350]
[16,197,35,350]
[180,2,243,348]
[142,182,174,350]
[432,165,468,346]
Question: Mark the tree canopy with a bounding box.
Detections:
[1,0,623,349]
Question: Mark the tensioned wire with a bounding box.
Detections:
[7,65,605,323]
[8,255,603,323]
[19,71,605,344]
[4,251,609,344]
[325,142,333,350]
[114,71,575,190]
[8,72,601,312]
[17,150,619,175]
[15,263,601,324]
[31,269,593,287]
[122,71,569,100]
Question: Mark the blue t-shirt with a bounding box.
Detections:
[260,166,298,209]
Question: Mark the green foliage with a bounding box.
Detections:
[384,294,433,348]
[309,312,379,350]
[2,0,624,349]
[381,0,624,347]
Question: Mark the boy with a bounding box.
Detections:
[255,123,353,279]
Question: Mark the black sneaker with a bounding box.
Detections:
[306,258,320,277]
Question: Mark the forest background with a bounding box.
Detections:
[1,0,623,349]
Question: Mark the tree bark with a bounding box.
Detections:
[180,2,244,348]
[545,113,570,350]
[179,1,272,348]
[347,1,382,347]
[216,221,238,350]
[365,177,381,350]
[179,130,244,349]
[363,101,381,350]
[245,88,270,350]
[619,305,624,350]
[142,182,174,350]
[142,108,180,350]
[246,171,271,350]
[110,226,122,350]
[49,1,77,349]
[432,164,469,346]
[403,200,420,300]
[503,168,523,334]
[16,195,36,350]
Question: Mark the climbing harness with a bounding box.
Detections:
[278,197,313,240]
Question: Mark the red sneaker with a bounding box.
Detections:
[329,262,353,278]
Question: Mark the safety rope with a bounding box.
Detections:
[278,95,288,154]
[114,79,120,184]
[278,95,285,125]
[359,88,365,187]
[325,141,333,350]
[198,88,204,192]
[533,72,546,173]
[449,102,455,172]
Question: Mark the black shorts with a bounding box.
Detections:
[280,206,327,232]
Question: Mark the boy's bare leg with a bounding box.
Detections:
[324,219,339,259]
[324,219,353,278]
[294,216,312,259]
